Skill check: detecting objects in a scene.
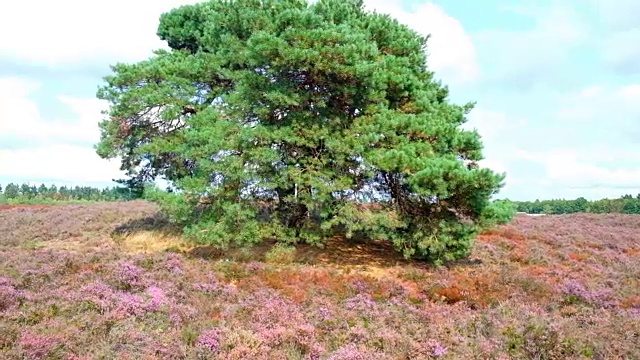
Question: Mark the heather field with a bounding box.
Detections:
[1,202,639,360]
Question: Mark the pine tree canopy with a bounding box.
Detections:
[96,0,513,263]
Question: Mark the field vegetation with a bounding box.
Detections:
[1,202,638,359]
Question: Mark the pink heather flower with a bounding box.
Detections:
[19,332,60,360]
[318,307,332,320]
[66,355,92,360]
[258,326,289,345]
[427,339,448,357]
[169,304,198,325]
[352,280,368,293]
[146,286,167,311]
[165,253,184,274]
[561,280,618,308]
[192,282,219,293]
[115,293,146,316]
[307,343,326,360]
[115,261,144,288]
[344,293,376,312]
[327,343,368,360]
[348,325,369,343]
[72,281,117,313]
[196,328,222,352]
[0,284,22,311]
[193,273,220,293]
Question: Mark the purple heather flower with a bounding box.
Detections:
[318,307,332,320]
[192,282,219,293]
[115,261,144,288]
[116,292,146,316]
[327,343,368,360]
[19,332,60,360]
[0,284,23,311]
[165,253,184,274]
[344,293,376,312]
[146,286,167,311]
[561,280,618,308]
[196,328,222,352]
[427,339,448,357]
[352,280,367,293]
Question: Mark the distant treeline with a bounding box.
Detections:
[0,182,139,203]
[2,181,640,215]
[512,194,640,215]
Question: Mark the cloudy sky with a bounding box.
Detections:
[0,0,639,201]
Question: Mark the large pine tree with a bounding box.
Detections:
[96,0,512,263]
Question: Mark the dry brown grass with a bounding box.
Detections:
[115,230,192,254]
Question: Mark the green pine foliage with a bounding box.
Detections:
[0,182,138,203]
[96,0,511,263]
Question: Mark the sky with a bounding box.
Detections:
[0,0,639,201]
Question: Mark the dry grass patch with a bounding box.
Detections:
[114,230,192,254]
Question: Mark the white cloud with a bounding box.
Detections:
[459,108,528,179]
[364,0,478,84]
[463,108,527,140]
[557,83,640,123]
[0,77,123,184]
[0,78,106,144]
[0,144,123,184]
[0,0,478,85]
[504,83,640,199]
[617,84,640,100]
[577,85,604,98]
[516,148,640,191]
[591,0,640,31]
[0,0,200,66]
[600,28,640,74]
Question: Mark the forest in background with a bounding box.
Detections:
[513,194,640,215]
[0,182,138,203]
[2,181,639,215]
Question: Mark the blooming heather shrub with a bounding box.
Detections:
[348,325,369,344]
[1,204,640,359]
[168,304,198,326]
[0,324,18,350]
[196,328,221,352]
[18,332,61,360]
[192,272,221,294]
[257,326,289,345]
[75,280,117,313]
[145,286,167,311]
[561,280,618,308]
[426,339,448,357]
[165,253,184,274]
[116,293,147,316]
[114,261,145,290]
[344,293,376,313]
[327,343,370,360]
[0,283,22,312]
[351,280,368,293]
[318,307,332,321]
